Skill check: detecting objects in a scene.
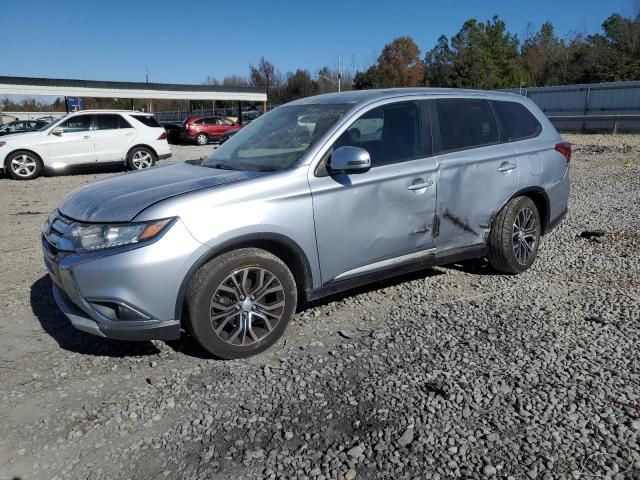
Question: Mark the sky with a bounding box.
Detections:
[0,0,634,85]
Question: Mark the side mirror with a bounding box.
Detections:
[51,127,63,136]
[328,146,371,175]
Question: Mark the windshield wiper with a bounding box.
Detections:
[209,163,238,171]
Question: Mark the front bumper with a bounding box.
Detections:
[52,284,180,341]
[42,215,208,341]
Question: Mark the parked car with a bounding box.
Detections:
[181,115,243,145]
[42,89,570,359]
[0,120,49,137]
[161,122,182,144]
[1,110,171,180]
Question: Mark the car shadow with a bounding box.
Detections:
[43,163,128,177]
[30,275,160,357]
[440,258,504,276]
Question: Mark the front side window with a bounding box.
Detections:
[59,115,92,133]
[492,101,542,142]
[220,118,234,126]
[435,99,499,153]
[203,104,349,172]
[334,101,421,167]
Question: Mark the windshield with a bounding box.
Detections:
[38,118,62,132]
[202,104,349,172]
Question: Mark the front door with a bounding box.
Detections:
[45,114,96,165]
[309,101,437,284]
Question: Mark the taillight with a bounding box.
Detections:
[158,131,167,140]
[555,142,572,163]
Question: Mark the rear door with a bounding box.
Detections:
[309,100,438,284]
[430,98,519,251]
[93,114,135,162]
[45,114,96,165]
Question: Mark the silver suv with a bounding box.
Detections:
[42,89,570,358]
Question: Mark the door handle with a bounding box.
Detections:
[83,135,91,139]
[407,180,434,191]
[497,163,517,173]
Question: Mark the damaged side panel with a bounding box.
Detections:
[433,143,520,251]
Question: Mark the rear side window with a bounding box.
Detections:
[96,114,133,130]
[334,101,421,167]
[434,99,499,153]
[492,101,542,141]
[131,115,162,128]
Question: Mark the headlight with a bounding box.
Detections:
[70,218,174,252]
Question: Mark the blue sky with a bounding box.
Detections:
[0,0,633,84]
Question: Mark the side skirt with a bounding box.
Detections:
[307,244,488,302]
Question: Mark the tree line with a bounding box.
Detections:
[231,8,640,103]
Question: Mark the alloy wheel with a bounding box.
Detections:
[131,150,153,169]
[209,267,286,347]
[512,207,537,264]
[197,134,208,145]
[10,154,38,178]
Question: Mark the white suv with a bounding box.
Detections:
[0,110,172,180]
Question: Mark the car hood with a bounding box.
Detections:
[0,131,43,143]
[58,162,268,223]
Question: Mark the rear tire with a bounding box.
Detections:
[185,248,297,359]
[6,150,43,180]
[195,133,209,145]
[488,196,541,274]
[126,147,155,170]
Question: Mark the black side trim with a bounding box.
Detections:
[435,244,489,265]
[158,153,172,160]
[308,255,435,301]
[174,233,314,319]
[308,244,487,302]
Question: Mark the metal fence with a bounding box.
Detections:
[504,81,640,133]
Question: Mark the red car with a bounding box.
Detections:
[181,116,242,145]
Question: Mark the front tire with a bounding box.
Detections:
[126,147,155,170]
[6,150,43,180]
[488,196,541,274]
[185,248,297,359]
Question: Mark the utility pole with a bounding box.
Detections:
[337,56,342,93]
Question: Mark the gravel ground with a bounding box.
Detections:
[0,135,639,480]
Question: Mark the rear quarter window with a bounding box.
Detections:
[131,115,162,128]
[491,101,542,142]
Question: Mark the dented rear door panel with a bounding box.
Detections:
[433,143,520,251]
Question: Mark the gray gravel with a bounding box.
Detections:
[0,136,639,479]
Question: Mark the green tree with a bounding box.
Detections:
[449,16,523,89]
[424,35,456,87]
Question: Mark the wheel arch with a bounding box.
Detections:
[492,187,551,236]
[3,148,44,173]
[174,233,314,320]
[125,144,158,163]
